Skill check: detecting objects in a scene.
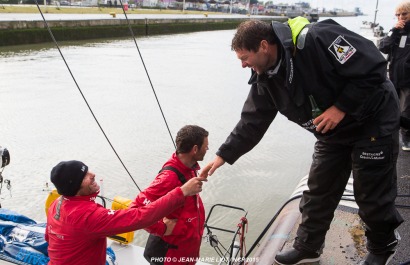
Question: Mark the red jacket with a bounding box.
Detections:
[46,188,185,265]
[131,153,205,265]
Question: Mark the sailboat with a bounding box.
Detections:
[359,0,386,47]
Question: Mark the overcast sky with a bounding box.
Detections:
[283,0,400,19]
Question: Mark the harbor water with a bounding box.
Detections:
[0,14,397,259]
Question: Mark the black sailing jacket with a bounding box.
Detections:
[379,21,410,89]
[217,18,400,165]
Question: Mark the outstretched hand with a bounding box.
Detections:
[199,156,225,178]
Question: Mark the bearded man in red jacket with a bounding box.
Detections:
[131,125,209,265]
[46,160,205,265]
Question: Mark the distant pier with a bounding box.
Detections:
[0,15,287,46]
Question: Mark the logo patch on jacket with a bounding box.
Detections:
[328,36,356,64]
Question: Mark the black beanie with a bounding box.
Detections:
[50,160,88,196]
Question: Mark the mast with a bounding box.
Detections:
[373,0,379,25]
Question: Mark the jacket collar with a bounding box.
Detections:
[63,191,99,202]
[247,17,311,107]
[271,20,295,88]
[165,153,200,177]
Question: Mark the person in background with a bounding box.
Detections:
[46,160,205,265]
[379,0,410,151]
[201,18,402,265]
[131,125,209,265]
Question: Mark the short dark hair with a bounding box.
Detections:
[231,20,276,52]
[176,125,209,154]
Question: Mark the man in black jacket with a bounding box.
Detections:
[379,0,410,151]
[201,18,402,265]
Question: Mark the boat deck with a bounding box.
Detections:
[253,198,367,265]
[251,147,410,265]
[395,147,410,264]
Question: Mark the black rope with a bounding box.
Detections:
[33,1,141,192]
[117,0,176,150]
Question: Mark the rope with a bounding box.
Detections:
[33,1,142,192]
[116,0,176,150]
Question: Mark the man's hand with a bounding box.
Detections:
[180,177,207,196]
[314,105,345,134]
[163,217,177,236]
[199,156,225,178]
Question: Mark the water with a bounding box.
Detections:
[0,14,391,259]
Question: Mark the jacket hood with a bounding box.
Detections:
[288,17,311,44]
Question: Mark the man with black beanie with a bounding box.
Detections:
[50,160,88,196]
[46,160,206,265]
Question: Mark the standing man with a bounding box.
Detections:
[201,18,402,265]
[46,160,205,265]
[131,125,209,265]
[379,0,410,151]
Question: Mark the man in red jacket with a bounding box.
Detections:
[46,160,205,265]
[131,125,209,265]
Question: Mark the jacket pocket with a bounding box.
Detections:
[352,136,392,169]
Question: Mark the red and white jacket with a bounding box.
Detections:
[131,153,205,265]
[46,188,185,265]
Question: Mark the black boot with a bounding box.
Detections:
[363,230,400,265]
[275,248,320,265]
[361,250,396,265]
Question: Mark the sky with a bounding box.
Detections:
[280,0,400,19]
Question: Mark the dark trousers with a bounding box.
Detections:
[294,133,403,253]
[400,87,410,143]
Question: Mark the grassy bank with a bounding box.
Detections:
[0,5,280,46]
[0,4,216,15]
[0,7,267,46]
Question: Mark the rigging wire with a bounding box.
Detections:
[116,0,176,150]
[33,1,142,192]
